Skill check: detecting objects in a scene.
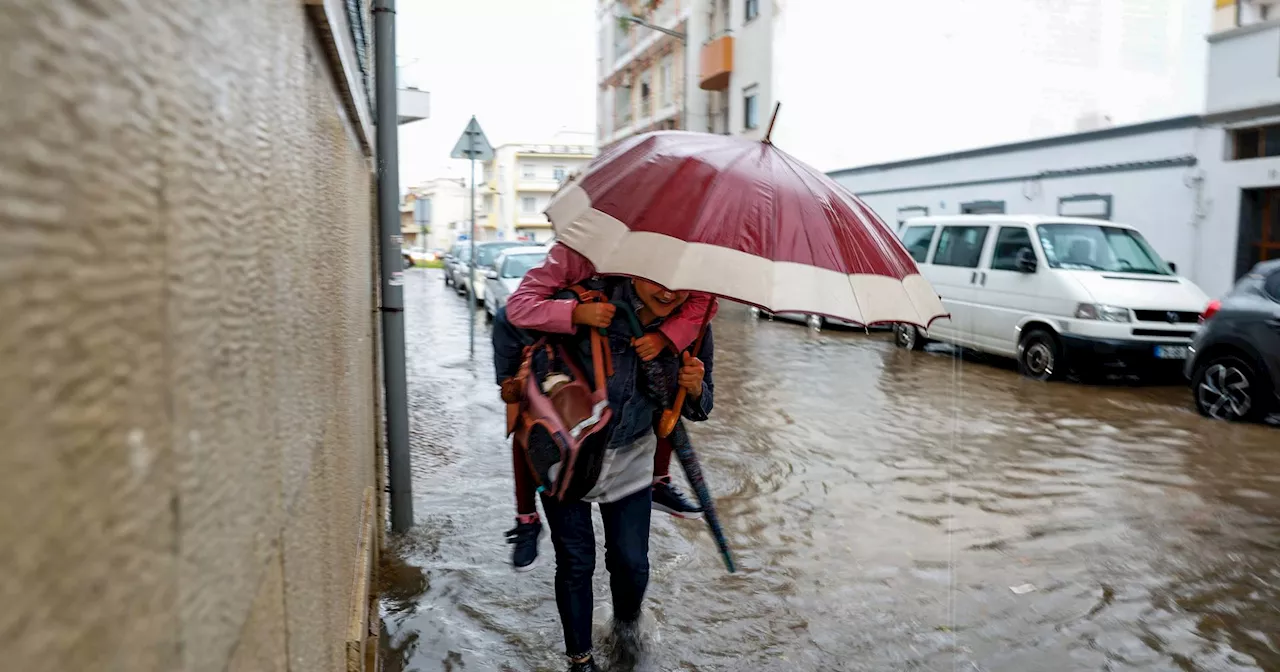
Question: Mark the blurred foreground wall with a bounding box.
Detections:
[0,1,384,670]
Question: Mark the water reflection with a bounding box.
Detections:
[383,269,1279,671]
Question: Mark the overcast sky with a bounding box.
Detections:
[396,0,597,189]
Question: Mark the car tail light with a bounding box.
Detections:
[1199,299,1221,324]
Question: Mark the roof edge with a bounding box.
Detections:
[827,115,1203,178]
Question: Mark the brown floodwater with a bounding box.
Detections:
[383,268,1280,672]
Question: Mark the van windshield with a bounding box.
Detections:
[1036,223,1171,275]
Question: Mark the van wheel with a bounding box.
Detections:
[1018,329,1063,381]
[1192,355,1271,422]
[894,323,926,351]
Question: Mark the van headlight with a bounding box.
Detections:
[1075,303,1131,322]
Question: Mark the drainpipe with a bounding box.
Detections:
[374,0,414,534]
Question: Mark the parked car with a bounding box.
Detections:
[892,215,1211,381]
[401,249,414,270]
[405,246,431,265]
[458,241,536,302]
[443,241,472,287]
[1185,260,1280,422]
[484,246,551,319]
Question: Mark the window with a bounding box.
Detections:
[1036,223,1171,274]
[745,0,759,22]
[990,227,1035,271]
[660,55,674,106]
[521,196,536,214]
[553,165,567,182]
[743,85,759,130]
[933,226,989,268]
[640,73,652,115]
[521,164,536,179]
[960,200,1006,215]
[1058,194,1113,220]
[900,225,936,263]
[1232,124,1280,160]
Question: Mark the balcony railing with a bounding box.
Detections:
[511,143,596,156]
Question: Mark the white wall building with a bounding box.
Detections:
[481,132,595,243]
[830,6,1280,300]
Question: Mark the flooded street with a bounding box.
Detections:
[383,269,1280,672]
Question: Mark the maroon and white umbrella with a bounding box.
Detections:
[545,129,946,328]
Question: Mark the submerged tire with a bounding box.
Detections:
[894,323,926,351]
[1018,329,1063,381]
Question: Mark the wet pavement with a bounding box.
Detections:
[382,268,1280,672]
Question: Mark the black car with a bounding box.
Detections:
[1185,260,1280,423]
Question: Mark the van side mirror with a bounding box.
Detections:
[1015,247,1038,273]
[485,269,498,280]
[1167,261,1177,274]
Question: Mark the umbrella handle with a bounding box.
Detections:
[657,300,715,438]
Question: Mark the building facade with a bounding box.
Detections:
[599,1,1210,167]
[830,3,1280,300]
[481,134,595,243]
[596,0,698,145]
[402,177,483,251]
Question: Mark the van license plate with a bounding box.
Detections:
[1154,346,1188,360]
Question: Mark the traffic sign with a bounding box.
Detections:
[450,116,494,161]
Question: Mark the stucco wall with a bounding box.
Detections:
[0,2,379,671]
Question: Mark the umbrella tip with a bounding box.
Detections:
[763,102,781,144]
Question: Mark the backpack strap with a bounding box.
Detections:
[565,282,614,382]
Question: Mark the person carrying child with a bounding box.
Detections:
[491,242,717,671]
[496,243,718,572]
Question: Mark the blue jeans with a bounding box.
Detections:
[541,486,652,657]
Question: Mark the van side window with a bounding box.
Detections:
[990,227,1034,271]
[900,225,936,263]
[933,226,989,268]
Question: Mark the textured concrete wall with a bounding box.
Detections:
[0,2,379,671]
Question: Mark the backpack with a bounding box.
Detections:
[508,284,616,502]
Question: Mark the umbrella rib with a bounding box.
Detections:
[773,148,869,323]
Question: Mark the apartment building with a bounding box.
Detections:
[481,133,595,242]
[596,0,697,145]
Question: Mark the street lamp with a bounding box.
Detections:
[615,5,688,132]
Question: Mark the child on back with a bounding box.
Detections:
[494,242,718,571]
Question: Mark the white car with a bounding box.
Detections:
[459,241,536,302]
[893,215,1211,380]
[484,246,551,318]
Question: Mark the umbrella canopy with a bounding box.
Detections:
[545,130,946,328]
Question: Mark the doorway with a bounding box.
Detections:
[1237,188,1280,277]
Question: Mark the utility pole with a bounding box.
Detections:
[373,0,413,534]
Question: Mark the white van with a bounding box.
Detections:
[894,215,1211,380]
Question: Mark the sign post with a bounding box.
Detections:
[451,116,494,357]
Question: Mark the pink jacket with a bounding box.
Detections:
[506,243,718,351]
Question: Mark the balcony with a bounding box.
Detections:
[518,178,565,193]
[699,34,733,90]
[1207,19,1280,115]
[396,66,430,125]
[517,214,552,228]
[604,2,691,85]
[512,144,596,157]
